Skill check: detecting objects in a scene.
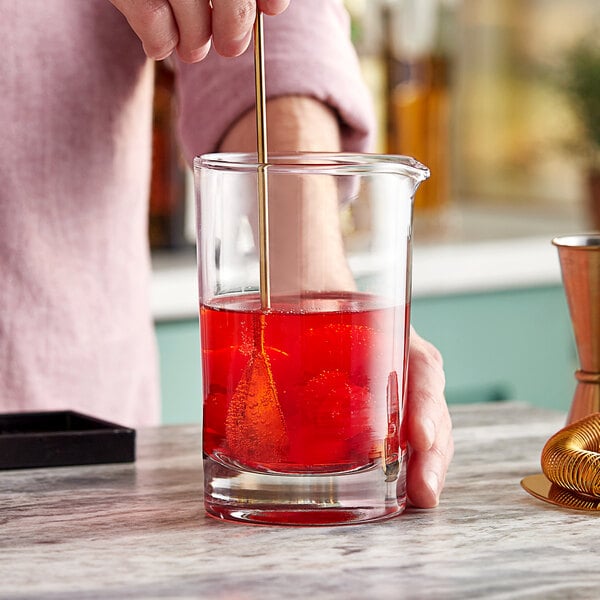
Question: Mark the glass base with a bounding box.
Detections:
[203,452,407,526]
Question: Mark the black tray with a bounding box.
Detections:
[0,411,135,470]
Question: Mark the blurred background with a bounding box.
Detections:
[151,0,600,423]
[345,0,600,231]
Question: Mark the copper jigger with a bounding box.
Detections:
[552,235,600,423]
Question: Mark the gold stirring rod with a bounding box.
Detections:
[254,10,271,310]
[223,10,287,464]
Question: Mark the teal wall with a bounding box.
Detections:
[411,286,576,411]
[156,285,578,424]
[155,320,202,425]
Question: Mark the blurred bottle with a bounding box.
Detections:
[385,0,455,213]
[344,0,389,152]
[149,59,188,250]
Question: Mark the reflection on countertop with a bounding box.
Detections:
[151,203,586,321]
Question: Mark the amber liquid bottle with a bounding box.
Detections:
[148,60,188,250]
[384,0,453,214]
[387,55,450,212]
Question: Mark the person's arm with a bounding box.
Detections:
[220,95,354,294]
[219,95,341,153]
[174,0,374,160]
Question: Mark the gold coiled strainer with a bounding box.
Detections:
[521,413,600,510]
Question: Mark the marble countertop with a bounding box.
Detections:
[2,402,600,599]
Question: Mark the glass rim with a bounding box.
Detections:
[195,152,430,180]
[552,235,600,249]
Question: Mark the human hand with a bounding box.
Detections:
[405,327,454,508]
[109,0,290,63]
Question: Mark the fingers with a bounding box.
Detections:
[187,0,290,58]
[109,0,179,61]
[407,428,454,508]
[258,0,291,15]
[169,0,212,63]
[405,328,454,508]
[111,0,291,63]
[209,0,255,57]
[406,328,447,452]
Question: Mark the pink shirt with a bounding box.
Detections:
[0,0,373,426]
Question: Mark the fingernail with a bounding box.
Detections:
[218,31,252,57]
[425,470,439,500]
[183,41,212,64]
[423,417,436,449]
[232,30,252,44]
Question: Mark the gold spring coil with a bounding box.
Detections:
[541,413,600,498]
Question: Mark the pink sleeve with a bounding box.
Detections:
[175,0,375,160]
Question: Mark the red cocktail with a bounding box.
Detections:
[201,291,405,475]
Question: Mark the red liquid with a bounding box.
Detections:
[201,292,406,474]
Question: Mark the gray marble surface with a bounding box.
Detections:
[1,402,599,600]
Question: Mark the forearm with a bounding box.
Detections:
[219,95,342,152]
[219,95,351,294]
